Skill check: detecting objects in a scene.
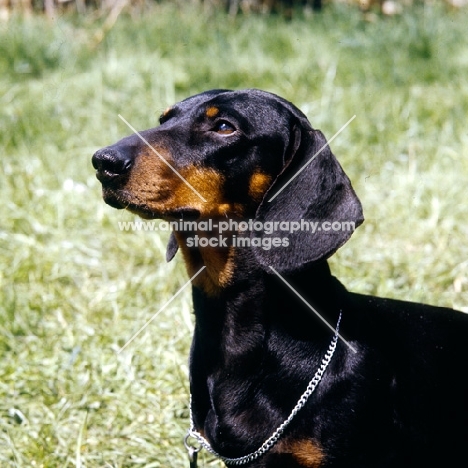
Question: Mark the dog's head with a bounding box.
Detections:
[92,89,363,275]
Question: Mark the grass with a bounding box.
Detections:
[1,2,468,466]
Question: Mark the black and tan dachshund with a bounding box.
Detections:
[92,89,468,467]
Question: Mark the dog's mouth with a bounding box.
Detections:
[102,189,127,210]
[128,205,201,221]
[102,188,200,220]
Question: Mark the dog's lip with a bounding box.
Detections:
[102,190,127,210]
[127,205,201,221]
[127,206,201,221]
[101,188,201,219]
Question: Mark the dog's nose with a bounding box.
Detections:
[92,147,133,184]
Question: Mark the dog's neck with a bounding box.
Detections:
[173,226,341,299]
[190,259,342,339]
[187,258,344,453]
[172,230,236,296]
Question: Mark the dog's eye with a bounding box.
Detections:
[213,121,236,135]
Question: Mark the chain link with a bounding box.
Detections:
[185,312,342,465]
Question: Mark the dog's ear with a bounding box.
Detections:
[251,127,364,274]
[166,232,179,262]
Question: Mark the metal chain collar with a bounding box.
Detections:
[184,312,342,466]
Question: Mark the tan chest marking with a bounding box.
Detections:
[274,438,325,468]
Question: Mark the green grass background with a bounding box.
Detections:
[1,3,468,466]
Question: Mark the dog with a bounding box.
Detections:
[92,89,468,467]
